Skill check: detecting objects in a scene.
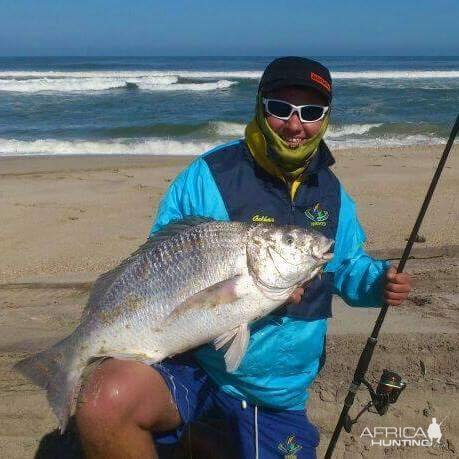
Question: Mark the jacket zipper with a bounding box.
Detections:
[290,199,296,225]
[286,181,296,225]
[289,173,309,225]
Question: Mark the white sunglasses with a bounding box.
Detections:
[263,98,329,123]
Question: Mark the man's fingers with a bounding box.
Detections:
[289,287,304,305]
[384,290,406,299]
[386,266,397,280]
[385,298,403,306]
[385,282,411,293]
[384,267,411,307]
[386,267,410,280]
[384,290,408,301]
[394,273,411,284]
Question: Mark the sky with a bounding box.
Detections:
[0,0,458,56]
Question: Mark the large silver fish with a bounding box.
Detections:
[15,218,333,431]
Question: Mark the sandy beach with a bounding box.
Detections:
[0,146,458,458]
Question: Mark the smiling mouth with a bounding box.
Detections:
[283,138,307,148]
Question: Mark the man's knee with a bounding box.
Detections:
[76,359,180,431]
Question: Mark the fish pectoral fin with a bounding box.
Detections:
[214,323,250,373]
[166,275,246,322]
[213,329,237,350]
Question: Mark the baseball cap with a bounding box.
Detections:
[258,56,332,103]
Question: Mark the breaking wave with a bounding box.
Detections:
[0,69,458,81]
[333,70,459,79]
[327,123,382,137]
[0,76,179,92]
[0,138,213,157]
[208,121,246,137]
[138,80,236,91]
[1,68,457,94]
[0,70,261,79]
[327,134,445,149]
[0,131,446,157]
[0,76,236,93]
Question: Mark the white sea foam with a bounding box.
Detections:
[0,138,213,157]
[0,133,446,157]
[210,121,246,136]
[333,71,459,79]
[327,123,382,137]
[131,75,179,85]
[327,134,445,149]
[0,69,457,93]
[136,80,236,91]
[211,122,385,139]
[0,69,458,80]
[0,76,236,93]
[0,70,261,79]
[208,121,383,138]
[0,78,124,92]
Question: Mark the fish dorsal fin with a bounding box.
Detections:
[83,217,216,317]
[147,216,216,244]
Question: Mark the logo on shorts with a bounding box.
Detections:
[278,434,302,458]
[305,203,329,227]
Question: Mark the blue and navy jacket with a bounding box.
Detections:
[150,139,389,410]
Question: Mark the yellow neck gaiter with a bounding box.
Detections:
[245,95,329,178]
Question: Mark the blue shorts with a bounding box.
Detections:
[152,353,320,459]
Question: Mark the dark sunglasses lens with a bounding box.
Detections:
[267,100,292,118]
[301,106,325,121]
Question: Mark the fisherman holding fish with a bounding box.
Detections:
[18,57,412,459]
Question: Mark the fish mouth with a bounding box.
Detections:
[312,239,334,264]
[315,252,333,267]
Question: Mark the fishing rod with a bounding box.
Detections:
[325,114,459,459]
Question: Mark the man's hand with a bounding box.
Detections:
[383,266,411,306]
[288,287,305,305]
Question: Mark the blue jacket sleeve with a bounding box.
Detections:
[326,186,391,307]
[149,157,230,235]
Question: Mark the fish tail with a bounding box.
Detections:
[14,337,81,432]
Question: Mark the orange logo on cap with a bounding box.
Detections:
[310,72,331,92]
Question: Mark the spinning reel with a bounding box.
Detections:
[343,369,406,433]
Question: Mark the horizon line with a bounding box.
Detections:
[1,54,459,59]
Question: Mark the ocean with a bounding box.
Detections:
[0,56,458,157]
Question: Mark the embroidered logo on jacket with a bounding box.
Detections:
[252,214,275,223]
[278,434,303,458]
[305,203,329,227]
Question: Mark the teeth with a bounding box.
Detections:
[283,138,306,148]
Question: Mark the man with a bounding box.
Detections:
[76,57,411,458]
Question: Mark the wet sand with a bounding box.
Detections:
[0,146,458,458]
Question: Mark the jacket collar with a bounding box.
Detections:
[244,138,335,200]
[246,138,335,181]
[303,140,335,175]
